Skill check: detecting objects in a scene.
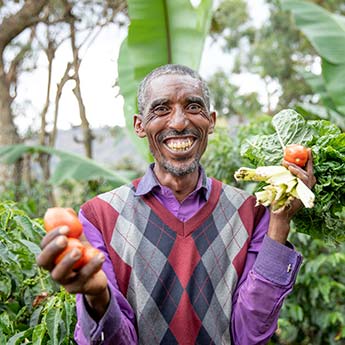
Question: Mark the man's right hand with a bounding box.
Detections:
[36,226,110,319]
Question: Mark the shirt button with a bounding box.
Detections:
[287,264,292,273]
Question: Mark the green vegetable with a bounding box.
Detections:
[234,166,315,211]
[239,109,345,244]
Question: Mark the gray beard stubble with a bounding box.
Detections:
[161,157,199,176]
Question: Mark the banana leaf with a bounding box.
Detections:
[0,144,131,186]
[281,0,345,120]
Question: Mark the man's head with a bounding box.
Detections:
[137,64,211,115]
[134,64,216,177]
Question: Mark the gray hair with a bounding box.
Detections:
[137,64,211,114]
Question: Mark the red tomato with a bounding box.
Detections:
[54,238,85,270]
[79,247,101,266]
[284,144,308,167]
[44,207,83,238]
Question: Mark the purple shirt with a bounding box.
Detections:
[74,165,302,345]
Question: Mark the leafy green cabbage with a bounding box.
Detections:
[241,109,345,244]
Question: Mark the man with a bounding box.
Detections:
[37,64,316,345]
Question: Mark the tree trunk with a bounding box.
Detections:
[0,0,49,184]
[0,59,21,183]
[0,70,18,147]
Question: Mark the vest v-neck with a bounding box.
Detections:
[134,178,223,237]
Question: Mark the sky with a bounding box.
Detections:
[15,0,270,133]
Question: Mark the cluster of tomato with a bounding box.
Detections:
[44,208,100,270]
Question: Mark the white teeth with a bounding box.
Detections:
[166,138,193,151]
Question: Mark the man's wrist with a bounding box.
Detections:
[267,213,291,244]
[85,286,110,321]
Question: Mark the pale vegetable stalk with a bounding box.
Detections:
[234,166,315,212]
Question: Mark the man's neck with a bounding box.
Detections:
[153,165,200,202]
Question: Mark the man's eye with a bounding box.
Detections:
[154,106,169,115]
[187,103,201,113]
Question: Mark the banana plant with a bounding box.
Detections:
[117,0,213,160]
[0,144,132,185]
[281,0,345,125]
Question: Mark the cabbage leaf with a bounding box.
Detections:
[241,109,345,244]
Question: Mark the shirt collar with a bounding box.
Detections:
[135,163,211,200]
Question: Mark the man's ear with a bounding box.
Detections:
[133,114,146,138]
[208,111,217,134]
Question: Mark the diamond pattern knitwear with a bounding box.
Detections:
[81,178,266,345]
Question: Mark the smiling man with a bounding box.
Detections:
[134,68,216,201]
[37,64,316,345]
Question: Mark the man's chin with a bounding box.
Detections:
[162,160,199,177]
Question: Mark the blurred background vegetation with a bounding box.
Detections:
[0,0,344,344]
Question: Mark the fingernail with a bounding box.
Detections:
[70,248,81,259]
[59,226,69,235]
[97,253,105,263]
[56,236,67,247]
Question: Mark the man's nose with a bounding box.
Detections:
[169,107,189,132]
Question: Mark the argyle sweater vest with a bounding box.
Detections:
[81,178,266,345]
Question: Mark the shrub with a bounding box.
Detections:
[0,201,76,344]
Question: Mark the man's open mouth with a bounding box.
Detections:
[164,137,195,152]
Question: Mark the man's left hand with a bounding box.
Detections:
[267,148,316,244]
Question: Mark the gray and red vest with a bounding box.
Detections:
[82,178,265,345]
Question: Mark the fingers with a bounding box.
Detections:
[37,223,107,295]
[306,148,314,175]
[38,226,88,271]
[283,161,309,186]
[50,246,83,283]
[40,226,69,249]
[283,148,316,189]
[37,233,68,271]
[57,254,106,295]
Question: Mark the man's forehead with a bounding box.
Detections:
[146,73,203,98]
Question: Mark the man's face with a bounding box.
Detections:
[134,74,216,176]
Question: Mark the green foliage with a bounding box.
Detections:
[271,232,345,345]
[202,127,245,188]
[203,114,274,186]
[0,201,76,344]
[241,109,345,244]
[210,0,254,49]
[281,0,345,123]
[117,0,213,160]
[0,182,53,219]
[0,144,132,186]
[210,0,314,112]
[207,71,262,118]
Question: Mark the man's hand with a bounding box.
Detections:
[36,226,109,319]
[268,149,316,244]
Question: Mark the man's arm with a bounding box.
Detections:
[231,210,302,345]
[74,210,138,345]
[231,150,315,344]
[36,208,138,345]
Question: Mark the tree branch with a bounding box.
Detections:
[6,27,36,87]
[0,0,49,52]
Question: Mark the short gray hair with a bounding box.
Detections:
[137,64,211,114]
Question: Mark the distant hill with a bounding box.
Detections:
[53,126,147,174]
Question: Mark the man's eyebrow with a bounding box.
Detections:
[149,98,169,110]
[186,96,206,107]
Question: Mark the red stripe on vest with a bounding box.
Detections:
[233,196,266,277]
[81,197,132,295]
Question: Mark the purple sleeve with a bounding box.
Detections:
[74,210,138,345]
[231,209,303,345]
